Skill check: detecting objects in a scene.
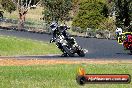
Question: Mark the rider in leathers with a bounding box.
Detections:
[50,22,69,56]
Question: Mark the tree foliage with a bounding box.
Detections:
[10,0,41,29]
[42,0,72,22]
[115,0,131,28]
[72,0,109,30]
[99,18,116,31]
[17,0,40,6]
[0,0,16,13]
[72,0,80,16]
[0,0,40,13]
[109,0,132,29]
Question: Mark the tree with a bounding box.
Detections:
[108,0,132,31]
[99,17,116,32]
[12,0,41,30]
[0,0,16,13]
[1,0,41,29]
[72,0,109,30]
[72,0,80,16]
[42,0,72,23]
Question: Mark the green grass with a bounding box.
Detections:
[0,64,132,88]
[0,35,61,56]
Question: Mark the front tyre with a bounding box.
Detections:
[63,45,74,57]
[130,50,132,54]
[77,50,85,57]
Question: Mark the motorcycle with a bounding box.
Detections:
[50,25,87,57]
[122,32,132,54]
[116,32,132,54]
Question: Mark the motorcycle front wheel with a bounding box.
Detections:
[77,50,85,57]
[130,50,132,54]
[63,45,74,57]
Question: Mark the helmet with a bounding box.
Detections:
[116,27,122,35]
[50,21,58,31]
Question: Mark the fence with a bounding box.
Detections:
[0,17,116,39]
[72,27,116,39]
[0,17,51,34]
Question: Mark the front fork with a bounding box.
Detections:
[56,43,65,53]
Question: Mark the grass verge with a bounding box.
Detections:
[0,35,61,56]
[0,63,131,88]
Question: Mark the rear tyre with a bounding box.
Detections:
[63,45,74,57]
[77,50,85,57]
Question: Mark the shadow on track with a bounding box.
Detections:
[116,52,132,55]
[8,54,84,60]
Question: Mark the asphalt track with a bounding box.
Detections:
[0,29,131,60]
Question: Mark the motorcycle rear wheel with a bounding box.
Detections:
[63,45,74,57]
